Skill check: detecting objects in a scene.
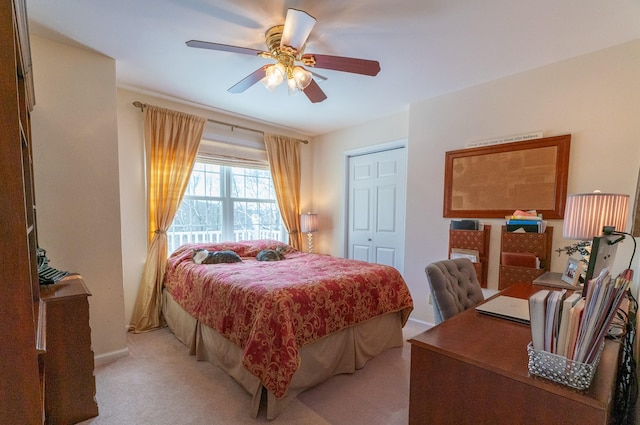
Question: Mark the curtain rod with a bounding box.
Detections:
[132,101,308,144]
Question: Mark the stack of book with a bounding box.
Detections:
[450,219,479,230]
[529,267,632,364]
[505,210,547,233]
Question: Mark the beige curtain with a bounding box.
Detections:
[129,105,206,333]
[264,133,304,251]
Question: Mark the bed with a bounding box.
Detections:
[161,240,414,419]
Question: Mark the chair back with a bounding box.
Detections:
[426,258,484,324]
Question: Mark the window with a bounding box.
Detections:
[167,161,286,253]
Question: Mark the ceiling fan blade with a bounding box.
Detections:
[302,53,380,76]
[309,70,327,82]
[303,79,327,103]
[186,40,265,57]
[281,9,316,52]
[228,66,269,93]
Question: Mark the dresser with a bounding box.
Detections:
[41,277,98,424]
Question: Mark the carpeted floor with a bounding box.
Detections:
[78,320,429,425]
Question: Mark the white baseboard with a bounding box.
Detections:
[94,347,129,366]
[406,317,434,330]
[482,288,500,298]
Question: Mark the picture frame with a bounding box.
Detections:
[443,134,571,219]
[561,257,583,286]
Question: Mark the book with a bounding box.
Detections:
[564,298,586,359]
[506,219,541,225]
[554,293,581,356]
[506,210,542,221]
[568,267,632,363]
[529,289,550,351]
[506,216,542,222]
[544,290,563,352]
[574,270,610,362]
[538,220,548,233]
[450,219,479,230]
[551,290,568,353]
[583,271,632,363]
[577,268,632,363]
[506,224,539,233]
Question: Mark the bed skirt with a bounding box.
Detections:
[162,289,404,419]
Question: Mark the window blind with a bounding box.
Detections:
[197,138,269,170]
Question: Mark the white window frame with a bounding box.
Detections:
[167,160,286,253]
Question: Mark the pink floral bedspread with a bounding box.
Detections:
[163,240,413,398]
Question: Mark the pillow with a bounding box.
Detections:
[192,249,242,264]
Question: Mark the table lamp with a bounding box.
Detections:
[560,191,634,278]
[300,212,318,253]
[563,191,629,241]
[561,191,628,250]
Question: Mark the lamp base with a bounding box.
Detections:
[306,233,314,253]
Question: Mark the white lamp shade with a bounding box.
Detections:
[300,213,318,233]
[563,192,629,240]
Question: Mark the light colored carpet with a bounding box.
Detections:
[79,320,429,425]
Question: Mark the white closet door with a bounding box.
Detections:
[347,147,406,272]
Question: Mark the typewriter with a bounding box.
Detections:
[37,248,69,285]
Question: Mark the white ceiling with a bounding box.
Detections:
[26,0,640,136]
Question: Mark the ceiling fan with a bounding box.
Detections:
[186,8,381,103]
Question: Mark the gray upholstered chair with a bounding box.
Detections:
[425,258,485,324]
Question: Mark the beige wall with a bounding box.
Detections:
[311,112,410,256]
[315,40,640,325]
[30,36,128,362]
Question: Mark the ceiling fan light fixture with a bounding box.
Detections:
[287,77,299,96]
[292,66,313,89]
[261,63,285,91]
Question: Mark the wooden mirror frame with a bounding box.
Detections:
[443,134,571,219]
[632,168,640,237]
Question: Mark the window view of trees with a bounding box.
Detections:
[167,162,286,253]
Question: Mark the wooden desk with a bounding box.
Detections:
[409,283,620,425]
